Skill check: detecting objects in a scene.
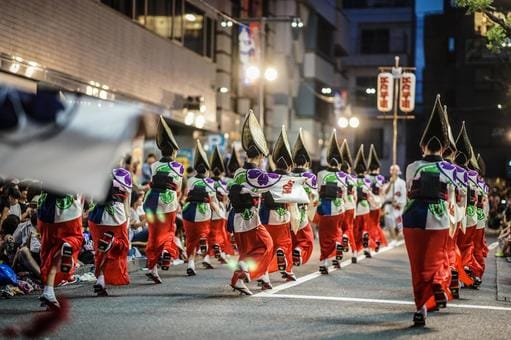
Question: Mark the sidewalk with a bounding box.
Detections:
[496,256,511,302]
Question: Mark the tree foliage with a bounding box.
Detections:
[455,0,511,52]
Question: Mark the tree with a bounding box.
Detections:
[455,0,511,52]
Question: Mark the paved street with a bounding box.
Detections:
[1,237,510,339]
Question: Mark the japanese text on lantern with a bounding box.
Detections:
[377,73,394,112]
[399,72,416,112]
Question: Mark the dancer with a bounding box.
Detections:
[88,168,132,296]
[208,145,230,263]
[472,152,489,285]
[367,144,387,252]
[403,95,457,326]
[339,139,357,262]
[182,140,221,275]
[260,126,306,281]
[290,129,318,267]
[38,190,83,309]
[228,111,274,294]
[316,130,347,273]
[454,122,482,288]
[353,145,372,258]
[144,116,184,283]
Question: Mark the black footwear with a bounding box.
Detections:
[473,277,482,288]
[187,268,197,276]
[292,248,302,266]
[145,272,162,284]
[433,284,447,308]
[199,238,208,255]
[284,273,297,282]
[213,244,222,259]
[413,312,426,327]
[332,259,341,269]
[342,236,349,252]
[261,281,273,290]
[335,243,344,261]
[231,284,253,296]
[93,284,108,297]
[362,232,369,249]
[276,249,287,272]
[160,251,172,270]
[319,266,329,275]
[375,240,381,253]
[351,257,357,264]
[450,270,460,299]
[364,249,372,258]
[98,231,115,252]
[60,243,73,273]
[39,295,60,310]
[202,261,214,269]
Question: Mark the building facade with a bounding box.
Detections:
[341,0,415,173]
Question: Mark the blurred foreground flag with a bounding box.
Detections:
[0,85,144,199]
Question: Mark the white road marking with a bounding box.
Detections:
[257,293,511,312]
[488,241,498,250]
[253,240,405,296]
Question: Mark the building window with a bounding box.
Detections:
[183,2,205,56]
[355,77,377,107]
[360,29,389,54]
[305,13,334,61]
[101,0,215,58]
[101,0,134,19]
[343,0,412,8]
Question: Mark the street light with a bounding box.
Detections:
[245,65,261,81]
[220,19,233,28]
[195,114,206,129]
[185,111,195,126]
[321,87,332,95]
[349,117,360,128]
[264,67,278,81]
[338,117,349,128]
[219,87,229,93]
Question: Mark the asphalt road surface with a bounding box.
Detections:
[1,237,510,339]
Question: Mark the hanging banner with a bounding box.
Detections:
[377,72,394,112]
[239,23,260,85]
[399,72,416,112]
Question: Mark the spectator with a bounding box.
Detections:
[1,214,21,236]
[141,153,157,185]
[1,186,22,223]
[129,191,147,236]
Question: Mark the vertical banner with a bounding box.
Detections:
[238,23,260,85]
[377,72,394,112]
[399,72,416,112]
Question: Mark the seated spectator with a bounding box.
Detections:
[1,214,21,236]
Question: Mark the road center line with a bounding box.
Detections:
[257,293,511,312]
[253,240,405,297]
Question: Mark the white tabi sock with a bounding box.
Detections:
[96,274,105,288]
[43,286,55,299]
[151,266,158,276]
[188,258,195,270]
[203,255,211,263]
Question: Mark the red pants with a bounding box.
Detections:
[456,225,483,277]
[368,209,387,249]
[446,229,473,286]
[208,219,233,256]
[472,228,488,278]
[234,226,274,280]
[39,217,83,284]
[183,219,210,257]
[354,213,369,251]
[404,228,451,310]
[265,223,293,273]
[340,209,356,252]
[291,224,314,265]
[145,211,179,269]
[89,221,129,285]
[318,214,343,261]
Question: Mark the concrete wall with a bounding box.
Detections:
[0,0,218,130]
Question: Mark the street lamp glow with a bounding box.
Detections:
[246,65,260,81]
[219,87,229,93]
[338,117,349,128]
[264,67,278,81]
[497,103,503,110]
[184,111,195,126]
[321,87,332,95]
[195,114,206,129]
[365,88,376,94]
[349,116,360,128]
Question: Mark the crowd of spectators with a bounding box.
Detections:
[0,153,193,298]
